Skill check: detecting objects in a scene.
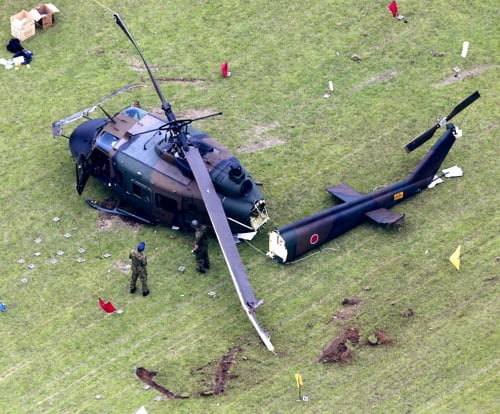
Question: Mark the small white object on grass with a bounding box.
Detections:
[461,41,469,58]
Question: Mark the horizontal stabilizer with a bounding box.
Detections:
[365,208,405,224]
[326,184,363,202]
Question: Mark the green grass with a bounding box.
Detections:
[0,0,498,413]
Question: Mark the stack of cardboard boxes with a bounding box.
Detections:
[10,4,59,41]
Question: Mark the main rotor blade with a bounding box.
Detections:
[183,147,274,352]
[404,91,481,153]
[114,13,175,123]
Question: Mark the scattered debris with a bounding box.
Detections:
[317,327,360,363]
[341,298,361,306]
[401,308,415,318]
[431,52,446,57]
[367,329,393,346]
[350,54,361,62]
[443,165,463,178]
[0,302,7,311]
[135,367,189,399]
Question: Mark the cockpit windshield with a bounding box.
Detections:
[123,106,148,120]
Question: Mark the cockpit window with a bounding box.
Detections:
[96,132,119,152]
[123,106,148,120]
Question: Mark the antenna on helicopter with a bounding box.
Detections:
[98,105,116,123]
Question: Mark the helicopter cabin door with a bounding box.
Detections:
[75,154,91,195]
[153,191,182,226]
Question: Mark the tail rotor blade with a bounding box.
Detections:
[445,91,480,121]
[404,91,480,153]
[404,124,439,153]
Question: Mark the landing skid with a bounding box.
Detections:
[85,198,155,225]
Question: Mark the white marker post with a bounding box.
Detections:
[461,41,469,58]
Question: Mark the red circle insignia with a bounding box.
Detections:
[310,234,319,245]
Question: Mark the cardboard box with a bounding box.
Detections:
[10,10,36,41]
[30,3,60,29]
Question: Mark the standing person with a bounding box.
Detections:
[191,220,210,273]
[129,241,150,296]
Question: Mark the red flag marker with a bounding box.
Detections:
[388,1,407,22]
[221,62,231,78]
[388,1,398,17]
[98,298,116,313]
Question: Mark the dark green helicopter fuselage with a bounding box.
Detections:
[69,106,268,233]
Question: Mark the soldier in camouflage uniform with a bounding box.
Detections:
[129,241,150,296]
[191,220,210,273]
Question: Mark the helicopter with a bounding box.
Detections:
[52,14,274,351]
[268,91,480,263]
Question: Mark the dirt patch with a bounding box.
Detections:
[400,308,415,318]
[357,70,398,89]
[198,346,242,396]
[367,329,393,346]
[318,327,360,363]
[115,261,131,274]
[328,298,361,323]
[435,64,497,87]
[239,121,286,153]
[94,199,143,232]
[341,298,361,306]
[135,347,242,400]
[135,367,189,399]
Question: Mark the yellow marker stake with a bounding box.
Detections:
[295,373,303,401]
[449,245,461,270]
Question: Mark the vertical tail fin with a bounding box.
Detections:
[408,124,456,183]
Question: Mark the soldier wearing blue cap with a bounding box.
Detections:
[129,241,149,296]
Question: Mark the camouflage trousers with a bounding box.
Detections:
[130,271,149,293]
[195,250,210,271]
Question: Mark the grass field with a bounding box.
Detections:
[0,0,498,413]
